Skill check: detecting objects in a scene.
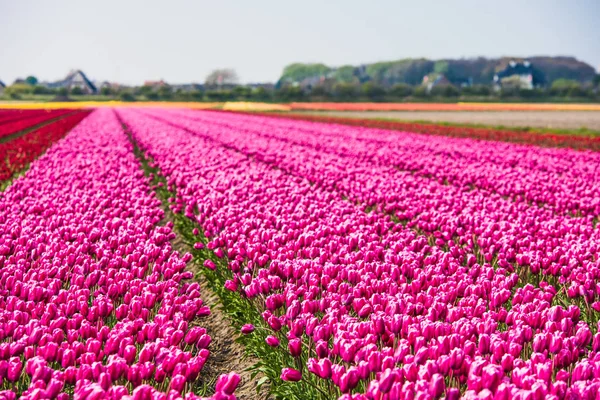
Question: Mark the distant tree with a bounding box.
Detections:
[206,90,234,101]
[567,85,587,98]
[433,61,449,75]
[461,84,491,96]
[146,92,160,100]
[25,76,38,86]
[57,87,69,96]
[6,84,35,96]
[333,66,356,83]
[333,83,358,100]
[280,63,330,83]
[100,87,113,96]
[205,90,221,101]
[190,90,204,101]
[138,85,155,96]
[550,79,581,96]
[310,85,329,98]
[500,86,519,98]
[174,88,186,100]
[32,85,52,95]
[431,85,459,97]
[389,83,413,98]
[70,86,83,95]
[232,86,252,99]
[205,69,239,87]
[251,87,271,101]
[413,86,429,98]
[594,74,600,87]
[120,92,136,102]
[276,86,304,101]
[361,82,386,101]
[157,85,173,99]
[518,88,543,99]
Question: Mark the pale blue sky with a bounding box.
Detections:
[1,0,598,85]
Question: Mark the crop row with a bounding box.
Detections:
[0,109,239,399]
[287,102,600,112]
[0,109,76,140]
[247,112,600,152]
[169,110,600,217]
[140,109,600,305]
[0,110,62,126]
[117,108,600,399]
[0,111,91,182]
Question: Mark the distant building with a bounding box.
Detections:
[423,73,452,93]
[45,70,98,94]
[13,78,27,85]
[144,80,170,89]
[493,60,543,90]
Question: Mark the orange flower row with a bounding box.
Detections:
[289,102,600,112]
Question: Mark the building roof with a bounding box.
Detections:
[47,70,97,93]
[423,73,451,87]
[0,80,5,88]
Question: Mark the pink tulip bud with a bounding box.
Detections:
[224,280,238,292]
[7,358,22,382]
[123,345,136,364]
[378,369,397,393]
[215,372,241,395]
[203,259,216,270]
[288,338,302,357]
[170,374,186,392]
[266,335,280,347]
[281,367,302,382]
[197,334,211,349]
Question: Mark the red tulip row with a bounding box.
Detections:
[0,109,59,125]
[0,109,76,139]
[0,111,91,182]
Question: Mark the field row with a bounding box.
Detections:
[0,110,239,399]
[118,109,600,399]
[0,109,91,184]
[241,111,600,151]
[1,108,600,399]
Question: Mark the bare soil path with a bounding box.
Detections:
[293,110,600,131]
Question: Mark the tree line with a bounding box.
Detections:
[3,72,599,103]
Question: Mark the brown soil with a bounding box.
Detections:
[293,110,600,131]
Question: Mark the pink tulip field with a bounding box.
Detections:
[1,107,600,399]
